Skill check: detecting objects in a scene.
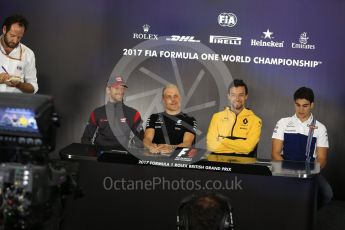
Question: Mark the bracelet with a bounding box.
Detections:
[170,145,177,150]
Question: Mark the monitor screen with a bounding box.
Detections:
[0,107,39,134]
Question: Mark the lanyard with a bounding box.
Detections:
[0,38,23,61]
[305,118,316,163]
[159,113,171,145]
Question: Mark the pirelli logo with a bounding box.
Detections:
[209,35,242,45]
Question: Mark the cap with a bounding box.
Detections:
[107,76,128,88]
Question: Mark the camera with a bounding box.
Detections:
[0,93,80,230]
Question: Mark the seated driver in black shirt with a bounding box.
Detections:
[143,84,197,154]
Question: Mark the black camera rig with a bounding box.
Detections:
[0,93,81,230]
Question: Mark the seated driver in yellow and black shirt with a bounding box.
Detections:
[206,79,262,163]
[143,84,197,155]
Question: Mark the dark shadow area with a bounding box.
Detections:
[316,200,345,230]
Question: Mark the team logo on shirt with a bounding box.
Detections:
[273,126,278,133]
[157,116,163,123]
[287,121,295,127]
[193,120,197,132]
[240,118,249,130]
[307,124,318,129]
[175,120,182,130]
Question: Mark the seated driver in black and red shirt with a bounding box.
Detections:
[81,76,143,149]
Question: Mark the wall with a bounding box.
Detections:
[1,0,345,200]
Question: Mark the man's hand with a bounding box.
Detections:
[0,73,10,83]
[4,78,22,87]
[147,143,175,155]
[148,143,161,154]
[2,75,22,87]
[156,144,174,155]
[1,75,34,93]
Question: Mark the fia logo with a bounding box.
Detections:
[218,13,237,27]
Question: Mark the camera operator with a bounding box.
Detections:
[177,192,234,230]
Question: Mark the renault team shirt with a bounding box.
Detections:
[272,114,329,161]
[0,39,38,93]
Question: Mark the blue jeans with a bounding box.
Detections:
[317,174,333,209]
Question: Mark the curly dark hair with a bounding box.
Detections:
[2,14,28,32]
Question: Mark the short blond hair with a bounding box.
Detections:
[162,84,180,98]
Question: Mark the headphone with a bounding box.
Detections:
[177,193,234,230]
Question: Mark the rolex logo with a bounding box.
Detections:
[143,24,150,33]
[133,24,158,40]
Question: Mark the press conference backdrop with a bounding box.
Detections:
[1,0,345,200]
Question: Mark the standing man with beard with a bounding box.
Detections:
[207,79,262,163]
[0,14,38,93]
